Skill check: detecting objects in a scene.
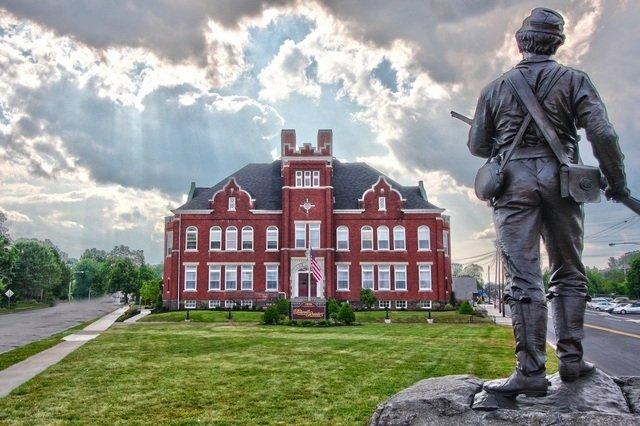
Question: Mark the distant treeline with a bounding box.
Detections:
[0,212,162,305]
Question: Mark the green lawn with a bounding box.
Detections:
[0,319,96,372]
[140,309,490,324]
[0,322,558,425]
[0,300,49,314]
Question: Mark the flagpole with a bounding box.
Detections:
[307,232,311,301]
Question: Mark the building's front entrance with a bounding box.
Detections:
[297,271,317,298]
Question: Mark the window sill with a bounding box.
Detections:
[376,289,391,292]
[240,289,254,292]
[265,289,279,292]
[184,250,198,253]
[209,249,222,252]
[394,289,408,292]
[336,249,349,252]
[417,249,431,252]
[393,248,406,252]
[377,248,390,251]
[336,289,350,292]
[225,249,238,252]
[208,289,222,292]
[183,289,197,292]
[419,289,433,292]
[265,249,279,252]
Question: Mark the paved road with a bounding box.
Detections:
[0,296,122,354]
[547,308,640,377]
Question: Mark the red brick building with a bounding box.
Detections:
[163,129,452,310]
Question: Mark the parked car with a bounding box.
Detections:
[613,297,630,304]
[591,301,615,312]
[612,302,640,315]
[588,298,612,308]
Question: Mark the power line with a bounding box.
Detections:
[453,250,495,263]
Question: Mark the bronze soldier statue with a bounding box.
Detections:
[467,7,629,397]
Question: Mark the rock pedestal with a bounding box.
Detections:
[370,370,640,425]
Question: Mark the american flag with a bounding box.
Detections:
[309,250,324,284]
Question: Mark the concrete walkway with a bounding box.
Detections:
[482,302,512,326]
[124,308,151,324]
[0,306,127,398]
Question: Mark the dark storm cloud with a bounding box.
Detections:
[10,80,283,195]
[0,0,292,63]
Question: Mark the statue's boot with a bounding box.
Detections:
[551,295,596,382]
[484,296,549,397]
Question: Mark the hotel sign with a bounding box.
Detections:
[291,301,326,320]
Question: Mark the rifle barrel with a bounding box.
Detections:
[450,110,473,126]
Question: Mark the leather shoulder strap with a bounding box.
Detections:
[506,69,570,166]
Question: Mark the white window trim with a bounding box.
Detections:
[304,170,312,187]
[209,300,221,309]
[225,227,238,251]
[377,226,390,251]
[395,300,408,310]
[336,226,349,251]
[185,226,198,252]
[265,264,279,292]
[241,265,253,291]
[295,170,303,187]
[393,226,406,251]
[379,300,391,309]
[225,265,237,291]
[266,226,279,251]
[419,300,432,310]
[312,170,320,187]
[361,226,374,251]
[208,265,222,291]
[184,300,197,309]
[419,264,433,292]
[394,265,407,292]
[241,226,254,251]
[443,230,450,257]
[337,264,349,292]
[166,231,173,257]
[228,197,236,211]
[417,225,431,251]
[224,300,235,309]
[361,265,374,290]
[309,223,320,249]
[294,223,306,249]
[377,265,391,291]
[209,226,222,251]
[184,265,197,292]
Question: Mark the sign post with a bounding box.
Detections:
[5,289,14,309]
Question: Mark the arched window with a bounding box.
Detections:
[393,226,405,250]
[418,226,431,251]
[225,226,237,251]
[377,226,389,250]
[185,226,198,251]
[241,226,253,250]
[336,226,349,251]
[266,226,278,250]
[361,226,373,250]
[209,226,222,251]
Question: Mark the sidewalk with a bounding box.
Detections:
[124,308,151,324]
[482,302,512,326]
[0,306,127,398]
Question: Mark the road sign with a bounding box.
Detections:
[5,289,13,298]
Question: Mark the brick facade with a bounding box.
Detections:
[163,129,452,310]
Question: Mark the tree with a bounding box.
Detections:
[10,240,62,302]
[108,258,139,303]
[586,267,605,296]
[460,264,484,286]
[80,248,108,263]
[0,235,14,292]
[73,258,107,299]
[458,300,475,315]
[359,288,377,310]
[626,255,640,299]
[337,303,356,325]
[0,211,10,241]
[109,245,145,267]
[452,263,464,277]
[140,278,162,306]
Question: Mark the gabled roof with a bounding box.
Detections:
[173,160,441,212]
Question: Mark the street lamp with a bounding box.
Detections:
[608,242,640,246]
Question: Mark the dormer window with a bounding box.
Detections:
[228,197,236,211]
[378,196,386,211]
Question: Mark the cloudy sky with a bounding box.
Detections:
[0,0,638,268]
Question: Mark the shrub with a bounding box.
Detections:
[327,299,340,319]
[301,320,314,327]
[359,288,377,310]
[275,298,290,316]
[337,303,356,325]
[262,306,280,325]
[443,303,454,311]
[458,300,475,315]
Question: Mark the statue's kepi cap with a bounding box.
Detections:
[518,7,565,40]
